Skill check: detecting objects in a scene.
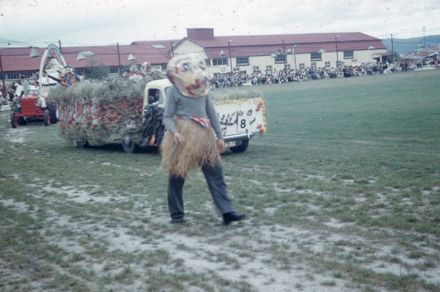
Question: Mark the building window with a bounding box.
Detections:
[253,66,260,72]
[310,52,322,61]
[212,57,228,66]
[299,63,305,70]
[284,64,291,70]
[151,65,163,71]
[236,56,249,66]
[205,59,210,66]
[336,61,345,67]
[7,73,20,80]
[5,71,36,80]
[311,62,317,69]
[344,50,354,59]
[325,61,331,68]
[110,66,119,73]
[265,65,272,72]
[274,54,287,64]
[21,72,35,78]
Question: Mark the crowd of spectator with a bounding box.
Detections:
[1,60,437,104]
[0,76,39,111]
[0,76,33,102]
[211,62,403,88]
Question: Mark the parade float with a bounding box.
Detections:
[45,49,266,153]
[50,76,152,150]
[49,76,266,153]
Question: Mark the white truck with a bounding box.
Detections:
[54,77,266,154]
[140,79,266,153]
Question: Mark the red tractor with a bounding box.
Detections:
[9,44,71,129]
[9,89,56,128]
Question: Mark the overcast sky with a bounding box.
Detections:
[1,0,439,48]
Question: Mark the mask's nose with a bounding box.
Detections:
[198,75,208,84]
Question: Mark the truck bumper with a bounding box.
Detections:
[223,133,253,148]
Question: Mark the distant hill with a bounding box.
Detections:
[381,35,440,55]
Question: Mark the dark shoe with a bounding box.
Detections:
[171,217,187,224]
[223,212,247,225]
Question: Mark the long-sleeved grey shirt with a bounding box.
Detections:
[163,85,223,139]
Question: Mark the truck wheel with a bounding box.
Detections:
[17,117,27,126]
[48,102,58,124]
[76,139,90,148]
[10,112,17,128]
[229,139,249,153]
[43,109,50,126]
[121,137,141,153]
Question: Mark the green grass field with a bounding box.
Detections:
[1,70,440,291]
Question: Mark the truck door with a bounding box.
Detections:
[216,98,265,138]
[236,99,262,135]
[216,102,239,138]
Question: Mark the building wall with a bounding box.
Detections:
[208,48,386,75]
[174,40,207,59]
[354,49,387,64]
[1,37,387,80]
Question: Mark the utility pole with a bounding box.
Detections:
[293,44,297,71]
[227,40,232,73]
[0,50,6,96]
[58,40,62,53]
[282,39,286,68]
[391,34,394,63]
[170,41,174,57]
[116,42,122,75]
[335,36,339,67]
[423,26,426,48]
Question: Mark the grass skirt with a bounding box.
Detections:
[161,119,220,177]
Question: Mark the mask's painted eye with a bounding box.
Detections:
[199,61,206,70]
[181,62,191,72]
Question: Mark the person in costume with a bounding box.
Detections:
[161,53,246,225]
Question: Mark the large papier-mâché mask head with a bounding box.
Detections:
[166,54,210,97]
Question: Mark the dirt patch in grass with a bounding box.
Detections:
[2,71,440,291]
[4,175,439,290]
[2,181,356,291]
[4,127,30,143]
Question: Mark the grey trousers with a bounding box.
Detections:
[167,161,235,220]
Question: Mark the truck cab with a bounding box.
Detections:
[143,79,266,153]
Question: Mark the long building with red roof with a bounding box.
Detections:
[0,28,387,81]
